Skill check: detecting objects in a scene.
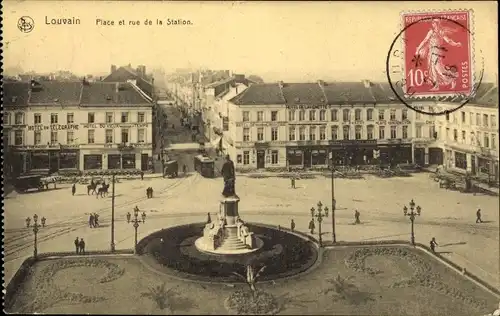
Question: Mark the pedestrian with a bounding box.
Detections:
[89,213,95,228]
[476,208,483,223]
[26,217,31,228]
[78,238,86,254]
[430,237,438,253]
[72,183,76,196]
[150,187,154,198]
[126,211,131,223]
[207,212,212,224]
[354,210,361,224]
[41,217,46,227]
[183,165,187,175]
[140,171,144,180]
[290,219,295,232]
[309,219,315,234]
[146,187,150,199]
[74,237,80,254]
[291,177,296,189]
[94,213,99,227]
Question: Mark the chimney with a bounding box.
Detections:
[111,64,117,73]
[362,79,372,88]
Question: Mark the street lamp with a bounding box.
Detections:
[329,152,337,243]
[403,199,422,245]
[31,214,43,258]
[311,201,329,247]
[131,206,146,254]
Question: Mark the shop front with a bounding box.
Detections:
[59,147,80,170]
[378,142,412,166]
[329,140,378,166]
[428,147,444,165]
[286,147,304,167]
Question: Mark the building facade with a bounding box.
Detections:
[226,80,498,175]
[3,79,154,176]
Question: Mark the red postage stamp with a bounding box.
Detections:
[401,10,473,98]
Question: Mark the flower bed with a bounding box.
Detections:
[224,290,280,315]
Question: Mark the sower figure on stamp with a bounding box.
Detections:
[221,154,237,197]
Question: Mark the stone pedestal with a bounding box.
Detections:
[220,196,240,226]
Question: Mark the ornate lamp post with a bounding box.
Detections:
[329,152,337,243]
[403,199,422,245]
[131,206,145,254]
[31,214,43,258]
[311,201,329,247]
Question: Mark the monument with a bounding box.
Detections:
[195,155,263,255]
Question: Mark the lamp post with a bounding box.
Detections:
[31,214,42,258]
[329,152,337,243]
[131,206,146,254]
[403,199,421,245]
[311,201,329,247]
[110,174,116,252]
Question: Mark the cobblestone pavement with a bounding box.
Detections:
[4,173,499,288]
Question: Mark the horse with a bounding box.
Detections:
[87,183,97,195]
[97,183,110,198]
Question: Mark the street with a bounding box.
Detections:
[4,172,499,288]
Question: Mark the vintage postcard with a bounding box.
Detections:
[2,1,499,315]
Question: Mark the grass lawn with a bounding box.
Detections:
[7,246,498,315]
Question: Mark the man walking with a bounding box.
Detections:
[140,171,144,181]
[309,219,315,234]
[94,213,99,227]
[79,238,86,254]
[291,177,296,189]
[354,210,361,224]
[72,183,76,196]
[430,237,438,253]
[290,219,296,232]
[74,237,80,254]
[476,208,483,223]
[89,214,95,228]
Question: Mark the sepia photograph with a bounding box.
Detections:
[2,1,499,315]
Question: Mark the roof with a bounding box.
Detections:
[229,80,497,107]
[3,80,152,107]
[102,66,137,82]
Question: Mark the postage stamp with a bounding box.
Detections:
[401,10,474,98]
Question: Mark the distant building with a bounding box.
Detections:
[103,64,154,99]
[3,79,154,175]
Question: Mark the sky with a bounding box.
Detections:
[3,1,498,83]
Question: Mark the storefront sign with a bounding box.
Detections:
[402,119,411,124]
[61,144,80,149]
[425,120,435,125]
[285,104,329,110]
[376,120,387,125]
[82,123,148,129]
[12,144,61,150]
[354,120,364,125]
[328,140,377,146]
[27,124,79,131]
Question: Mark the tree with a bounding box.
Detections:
[321,274,374,305]
[141,282,178,312]
[232,264,266,296]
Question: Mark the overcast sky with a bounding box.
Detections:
[3,1,498,83]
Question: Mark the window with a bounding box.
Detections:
[461,130,466,143]
[138,112,145,123]
[453,129,458,142]
[34,131,42,145]
[288,110,295,121]
[402,109,408,120]
[378,110,385,120]
[299,110,305,121]
[343,126,349,140]
[379,126,385,139]
[470,113,474,125]
[299,127,306,140]
[484,134,490,148]
[121,128,129,143]
[105,129,113,144]
[271,111,278,121]
[476,113,480,125]
[121,112,129,123]
[319,126,326,140]
[34,113,42,124]
[367,109,373,121]
[67,113,74,124]
[309,110,316,121]
[271,127,279,141]
[14,113,25,125]
[455,152,467,170]
[257,127,264,141]
[483,114,489,127]
[429,125,435,139]
[446,128,450,140]
[390,126,397,139]
[289,127,296,141]
[492,134,496,149]
[138,129,146,142]
[14,130,23,145]
[416,125,422,138]
[319,110,326,121]
[461,111,466,123]
[453,113,458,124]
[402,126,408,139]
[309,126,316,140]
[47,113,55,124]
[390,109,396,120]
[367,125,374,139]
[50,131,58,145]
[88,130,95,144]
[470,132,475,145]
[243,151,250,165]
[477,132,482,146]
[331,126,338,140]
[243,128,250,141]
[343,109,350,122]
[257,111,264,121]
[355,109,362,121]
[271,150,279,164]
[492,115,497,127]
[331,109,338,121]
[87,113,95,124]
[355,125,362,139]
[105,112,114,123]
[3,113,11,125]
[67,131,74,144]
[242,111,249,122]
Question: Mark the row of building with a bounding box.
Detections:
[169,77,498,181]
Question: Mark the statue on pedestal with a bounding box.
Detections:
[221,155,236,197]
